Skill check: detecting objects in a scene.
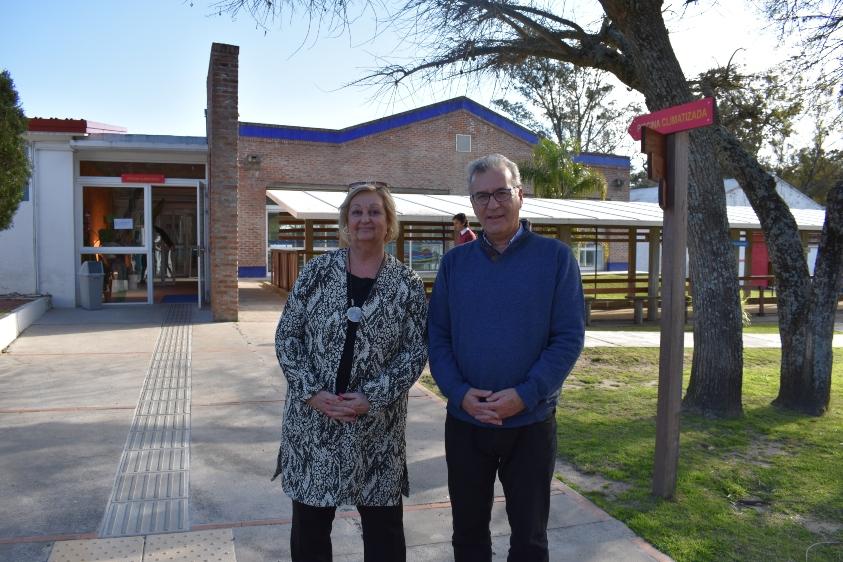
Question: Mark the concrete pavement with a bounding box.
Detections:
[3,280,757,562]
[584,329,843,348]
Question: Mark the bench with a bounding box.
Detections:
[584,296,648,326]
[584,295,692,326]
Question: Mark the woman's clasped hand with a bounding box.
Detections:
[306,390,370,422]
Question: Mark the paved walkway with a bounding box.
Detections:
[7,281,839,561]
[585,330,843,348]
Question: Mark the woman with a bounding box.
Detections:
[452,212,477,245]
[273,182,428,562]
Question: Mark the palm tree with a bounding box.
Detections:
[520,138,607,199]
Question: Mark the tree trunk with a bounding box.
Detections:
[606,1,744,417]
[802,181,843,414]
[781,181,842,414]
[715,128,842,415]
[683,129,744,417]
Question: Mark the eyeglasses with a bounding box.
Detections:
[470,187,518,206]
[348,181,389,190]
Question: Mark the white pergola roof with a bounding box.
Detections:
[266,190,828,231]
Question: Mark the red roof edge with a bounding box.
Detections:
[28,118,127,134]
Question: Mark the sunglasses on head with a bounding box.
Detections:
[348,181,389,190]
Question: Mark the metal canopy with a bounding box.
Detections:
[266,189,827,231]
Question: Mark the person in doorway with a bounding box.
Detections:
[273,182,428,562]
[153,226,174,284]
[452,212,477,245]
[428,154,585,562]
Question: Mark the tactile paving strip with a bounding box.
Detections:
[47,536,144,562]
[100,305,193,537]
[143,529,236,562]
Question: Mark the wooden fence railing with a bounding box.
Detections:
[270,253,812,322]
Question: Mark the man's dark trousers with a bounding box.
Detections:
[445,413,557,562]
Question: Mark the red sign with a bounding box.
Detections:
[628,98,714,140]
[121,173,166,184]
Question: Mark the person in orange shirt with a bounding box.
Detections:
[452,213,477,245]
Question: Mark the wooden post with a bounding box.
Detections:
[397,222,406,263]
[627,228,638,299]
[744,231,754,298]
[653,131,689,499]
[730,229,743,296]
[648,227,661,321]
[304,220,314,263]
[800,231,810,264]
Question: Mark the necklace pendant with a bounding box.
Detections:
[346,306,363,323]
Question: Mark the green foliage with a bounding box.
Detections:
[693,64,803,161]
[490,98,550,139]
[520,138,607,200]
[492,57,641,153]
[0,70,30,231]
[740,294,753,327]
[629,169,657,190]
[777,147,843,204]
[774,85,843,204]
[555,347,843,562]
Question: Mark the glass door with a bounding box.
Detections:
[80,184,150,304]
[196,181,208,307]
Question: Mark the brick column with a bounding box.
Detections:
[206,43,239,321]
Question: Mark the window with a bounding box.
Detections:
[577,243,603,271]
[456,134,472,153]
[82,186,145,248]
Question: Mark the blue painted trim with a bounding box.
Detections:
[238,266,267,278]
[606,262,628,272]
[239,98,539,145]
[574,154,630,168]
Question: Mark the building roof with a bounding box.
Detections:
[575,153,630,168]
[266,190,828,231]
[631,177,824,211]
[723,177,823,210]
[240,96,539,144]
[70,134,208,152]
[28,118,127,134]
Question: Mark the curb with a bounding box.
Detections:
[0,296,51,351]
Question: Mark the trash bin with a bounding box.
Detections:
[79,261,104,310]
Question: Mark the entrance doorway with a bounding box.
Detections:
[151,186,200,304]
[79,180,207,306]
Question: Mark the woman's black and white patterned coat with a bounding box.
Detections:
[274,249,428,507]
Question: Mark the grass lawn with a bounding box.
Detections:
[419,348,843,561]
[559,347,842,561]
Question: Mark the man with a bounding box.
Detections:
[452,212,477,245]
[153,226,175,283]
[428,154,585,561]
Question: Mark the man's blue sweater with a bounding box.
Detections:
[428,225,585,428]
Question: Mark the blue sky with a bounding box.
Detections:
[3,1,791,142]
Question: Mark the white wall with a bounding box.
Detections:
[636,241,651,272]
[34,143,77,307]
[0,166,36,294]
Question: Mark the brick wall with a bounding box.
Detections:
[592,164,630,202]
[238,111,534,270]
[207,43,239,321]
